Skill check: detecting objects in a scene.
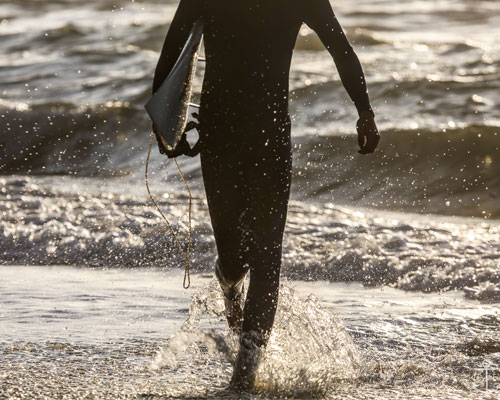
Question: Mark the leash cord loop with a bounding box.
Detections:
[145,131,192,289]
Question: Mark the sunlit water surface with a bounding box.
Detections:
[1,266,498,399]
[1,0,500,397]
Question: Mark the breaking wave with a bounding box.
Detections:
[1,176,499,302]
[2,101,499,218]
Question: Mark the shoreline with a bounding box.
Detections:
[1,266,498,398]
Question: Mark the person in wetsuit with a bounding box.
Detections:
[153,0,380,391]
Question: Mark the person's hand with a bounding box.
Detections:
[151,115,201,158]
[357,111,380,154]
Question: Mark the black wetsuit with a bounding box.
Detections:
[153,0,372,372]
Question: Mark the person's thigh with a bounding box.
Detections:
[200,149,251,284]
[200,121,292,281]
[243,124,292,245]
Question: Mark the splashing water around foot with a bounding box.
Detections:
[152,279,362,398]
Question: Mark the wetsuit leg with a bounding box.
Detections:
[239,127,292,344]
[200,119,292,388]
[200,150,252,288]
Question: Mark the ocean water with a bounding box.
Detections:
[1,267,499,399]
[1,0,500,217]
[1,0,500,398]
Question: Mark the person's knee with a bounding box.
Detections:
[248,234,283,263]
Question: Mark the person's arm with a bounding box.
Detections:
[304,0,371,115]
[304,0,379,153]
[152,0,201,93]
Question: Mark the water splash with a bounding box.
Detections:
[152,279,362,397]
[1,267,498,398]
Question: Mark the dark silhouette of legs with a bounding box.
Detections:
[200,122,291,390]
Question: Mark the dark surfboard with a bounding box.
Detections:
[145,20,204,151]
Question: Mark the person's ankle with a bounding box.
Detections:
[229,331,267,391]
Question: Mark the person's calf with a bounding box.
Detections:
[215,259,246,334]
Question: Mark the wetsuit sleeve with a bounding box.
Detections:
[152,0,201,93]
[303,0,373,115]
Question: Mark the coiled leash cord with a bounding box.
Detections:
[145,131,193,289]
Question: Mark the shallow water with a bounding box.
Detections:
[1,266,499,399]
[1,0,499,217]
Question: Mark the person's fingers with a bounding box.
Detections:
[358,132,367,148]
[356,115,380,154]
[358,133,380,154]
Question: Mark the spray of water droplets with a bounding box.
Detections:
[152,279,362,398]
